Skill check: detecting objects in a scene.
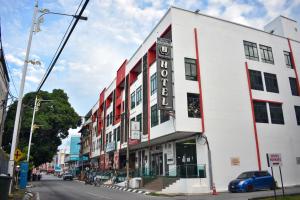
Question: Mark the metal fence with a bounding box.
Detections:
[0,149,8,174]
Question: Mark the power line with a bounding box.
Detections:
[6,65,19,97]
[36,0,89,93]
[41,0,84,81]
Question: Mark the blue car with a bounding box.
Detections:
[228,171,275,192]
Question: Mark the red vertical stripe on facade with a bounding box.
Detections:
[147,54,151,144]
[245,62,262,171]
[288,39,300,95]
[127,75,131,146]
[194,28,205,133]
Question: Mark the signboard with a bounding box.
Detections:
[114,151,119,169]
[230,157,240,166]
[106,141,116,152]
[14,149,22,162]
[267,153,282,167]
[165,143,174,164]
[156,37,173,110]
[130,121,140,140]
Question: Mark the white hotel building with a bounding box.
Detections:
[81,7,300,193]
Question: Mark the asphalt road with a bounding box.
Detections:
[30,175,165,200]
[30,175,300,200]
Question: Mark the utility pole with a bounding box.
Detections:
[8,0,38,193]
[27,96,38,161]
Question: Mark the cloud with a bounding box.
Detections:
[5,54,23,67]
[2,0,300,116]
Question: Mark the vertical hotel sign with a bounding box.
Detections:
[156,37,173,110]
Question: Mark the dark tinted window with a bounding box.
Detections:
[289,77,299,96]
[269,103,284,124]
[185,58,197,81]
[253,101,268,123]
[187,93,201,118]
[131,92,135,109]
[284,51,293,68]
[244,41,259,61]
[295,106,300,125]
[151,104,158,127]
[150,73,157,95]
[237,172,255,179]
[136,86,142,105]
[136,114,143,133]
[264,72,279,93]
[249,70,264,91]
[160,110,170,123]
[260,45,274,64]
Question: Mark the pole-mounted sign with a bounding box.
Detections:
[156,37,173,110]
[266,153,285,198]
[267,153,282,167]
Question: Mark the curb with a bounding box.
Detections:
[101,185,150,195]
[74,179,150,195]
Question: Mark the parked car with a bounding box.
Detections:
[228,171,275,192]
[63,173,73,181]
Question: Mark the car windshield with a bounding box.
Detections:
[237,172,254,179]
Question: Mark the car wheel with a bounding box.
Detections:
[246,185,254,192]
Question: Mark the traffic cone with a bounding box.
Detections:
[211,183,218,195]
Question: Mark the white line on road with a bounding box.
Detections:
[86,192,113,200]
[36,192,40,200]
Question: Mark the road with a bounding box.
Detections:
[30,175,300,200]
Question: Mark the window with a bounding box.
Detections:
[253,101,268,123]
[136,114,142,134]
[185,58,197,81]
[150,73,157,95]
[131,92,135,109]
[249,70,264,91]
[295,106,300,125]
[160,110,170,123]
[151,104,158,127]
[289,77,299,96]
[244,41,259,61]
[187,93,201,118]
[110,112,113,125]
[106,115,110,127]
[260,45,274,64]
[136,86,142,105]
[284,51,293,68]
[269,103,284,124]
[113,129,116,142]
[117,126,120,141]
[264,73,279,93]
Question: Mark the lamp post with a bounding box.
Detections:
[27,96,53,162]
[8,0,87,192]
[8,0,39,194]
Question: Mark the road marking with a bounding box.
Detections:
[36,192,40,200]
[86,192,113,199]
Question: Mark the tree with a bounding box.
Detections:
[2,89,81,166]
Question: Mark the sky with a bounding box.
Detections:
[1,0,300,150]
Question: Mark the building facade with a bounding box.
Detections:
[0,26,9,148]
[80,7,300,193]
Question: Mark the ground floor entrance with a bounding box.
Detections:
[176,139,197,177]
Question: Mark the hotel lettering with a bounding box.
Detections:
[156,38,173,110]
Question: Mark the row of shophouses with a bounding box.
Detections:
[78,7,300,193]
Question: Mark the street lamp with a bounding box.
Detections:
[8,1,39,194]
[35,9,88,32]
[27,96,53,162]
[8,0,88,193]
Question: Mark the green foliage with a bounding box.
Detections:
[2,89,81,166]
